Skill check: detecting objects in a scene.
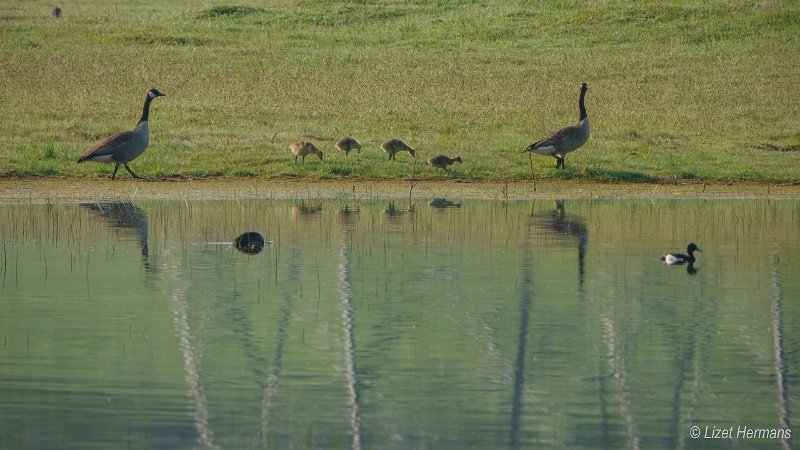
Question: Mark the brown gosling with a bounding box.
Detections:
[335,137,361,157]
[427,155,462,171]
[380,139,416,161]
[290,140,323,164]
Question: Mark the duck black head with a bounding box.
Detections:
[687,243,701,254]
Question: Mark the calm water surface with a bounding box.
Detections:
[0,198,798,449]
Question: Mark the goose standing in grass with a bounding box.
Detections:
[661,243,702,265]
[77,88,165,180]
[290,140,323,164]
[381,139,416,161]
[427,155,462,171]
[522,82,590,169]
[335,137,361,157]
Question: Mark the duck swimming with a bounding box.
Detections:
[661,243,701,265]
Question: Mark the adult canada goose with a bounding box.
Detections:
[661,243,702,265]
[335,137,361,157]
[427,155,462,171]
[77,88,166,180]
[290,140,323,164]
[381,139,416,161]
[522,82,590,169]
[51,6,62,18]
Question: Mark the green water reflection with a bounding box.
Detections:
[0,199,797,449]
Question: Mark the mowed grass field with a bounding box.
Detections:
[1,1,798,182]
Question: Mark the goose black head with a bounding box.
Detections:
[148,88,166,99]
[580,82,588,92]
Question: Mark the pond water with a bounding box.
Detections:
[0,198,798,450]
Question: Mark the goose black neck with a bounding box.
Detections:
[578,88,587,121]
[138,95,154,124]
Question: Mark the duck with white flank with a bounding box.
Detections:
[661,243,702,265]
[77,88,165,180]
[522,82,590,169]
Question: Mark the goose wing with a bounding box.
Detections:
[77,130,134,163]
[525,123,582,152]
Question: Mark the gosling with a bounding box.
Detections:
[335,137,361,157]
[290,140,323,164]
[380,139,416,161]
[427,155,462,172]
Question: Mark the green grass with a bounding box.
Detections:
[1,0,799,182]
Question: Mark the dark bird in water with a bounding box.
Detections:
[661,243,702,265]
[522,82,590,169]
[427,155,462,171]
[234,232,268,255]
[381,139,416,161]
[77,88,166,180]
[335,137,362,157]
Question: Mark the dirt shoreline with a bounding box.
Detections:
[0,177,798,203]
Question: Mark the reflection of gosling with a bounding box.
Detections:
[427,155,462,171]
[381,139,416,161]
[335,137,361,157]
[290,140,323,164]
[429,198,462,208]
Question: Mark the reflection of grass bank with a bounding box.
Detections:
[1,1,799,183]
[1,178,798,203]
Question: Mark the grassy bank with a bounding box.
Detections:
[1,1,798,182]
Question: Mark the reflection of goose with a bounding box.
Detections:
[428,198,462,208]
[532,200,588,283]
[80,201,149,260]
[661,243,701,265]
[384,201,415,219]
[291,202,323,221]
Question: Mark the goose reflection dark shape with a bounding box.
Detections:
[234,232,266,255]
[429,198,462,208]
[80,201,149,267]
[531,200,588,284]
[661,243,701,265]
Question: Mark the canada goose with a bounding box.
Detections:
[661,243,702,265]
[77,88,165,180]
[335,137,361,157]
[522,82,590,169]
[290,140,323,164]
[381,139,416,161]
[51,6,62,18]
[427,155,462,171]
